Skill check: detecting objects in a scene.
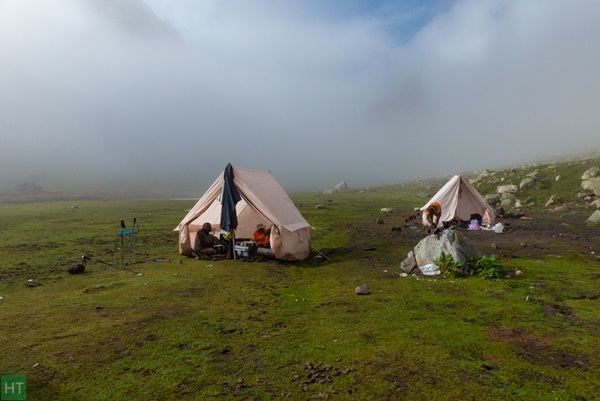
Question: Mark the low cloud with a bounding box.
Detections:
[1,0,599,194]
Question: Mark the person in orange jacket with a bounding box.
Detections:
[251,223,272,248]
[425,202,442,228]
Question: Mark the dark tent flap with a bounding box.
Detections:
[220,163,242,232]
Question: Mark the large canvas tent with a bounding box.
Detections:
[420,174,495,227]
[175,165,311,261]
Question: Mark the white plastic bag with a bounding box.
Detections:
[419,263,440,276]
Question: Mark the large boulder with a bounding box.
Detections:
[581,177,600,196]
[401,229,482,272]
[581,167,599,180]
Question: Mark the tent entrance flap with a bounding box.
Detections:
[175,165,312,261]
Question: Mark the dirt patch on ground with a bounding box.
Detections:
[461,212,600,261]
[486,326,590,370]
[353,211,600,263]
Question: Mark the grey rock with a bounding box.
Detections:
[519,177,536,190]
[401,251,416,273]
[355,284,370,295]
[402,229,482,269]
[587,210,600,224]
[581,177,600,196]
[497,184,519,194]
[485,194,500,206]
[581,167,599,180]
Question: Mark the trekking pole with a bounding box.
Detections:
[120,219,126,269]
[128,217,136,265]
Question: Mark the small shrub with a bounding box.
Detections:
[434,252,466,278]
[434,253,505,279]
[468,255,506,279]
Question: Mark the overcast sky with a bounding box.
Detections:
[1,0,599,194]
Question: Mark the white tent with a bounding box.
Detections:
[421,175,495,227]
[175,166,311,261]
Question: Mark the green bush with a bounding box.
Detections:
[469,255,506,279]
[434,252,466,278]
[434,253,505,279]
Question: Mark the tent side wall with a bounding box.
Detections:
[270,226,311,261]
[421,175,461,225]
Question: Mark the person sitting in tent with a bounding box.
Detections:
[194,222,222,256]
[251,223,271,248]
[425,202,442,228]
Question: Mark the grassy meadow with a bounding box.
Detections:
[1,180,599,400]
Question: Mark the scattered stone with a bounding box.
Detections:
[500,192,518,207]
[297,361,355,392]
[485,194,501,206]
[497,184,519,194]
[417,193,429,198]
[315,204,326,209]
[519,177,536,190]
[355,284,370,295]
[380,208,394,213]
[68,263,85,275]
[586,210,600,224]
[376,218,384,224]
[515,270,524,277]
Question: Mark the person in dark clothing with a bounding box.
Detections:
[194,222,221,256]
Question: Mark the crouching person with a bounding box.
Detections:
[194,222,222,257]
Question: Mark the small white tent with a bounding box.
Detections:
[421,175,495,227]
[175,166,311,261]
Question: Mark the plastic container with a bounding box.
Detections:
[494,223,504,233]
[469,219,479,230]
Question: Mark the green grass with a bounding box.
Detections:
[1,181,600,400]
